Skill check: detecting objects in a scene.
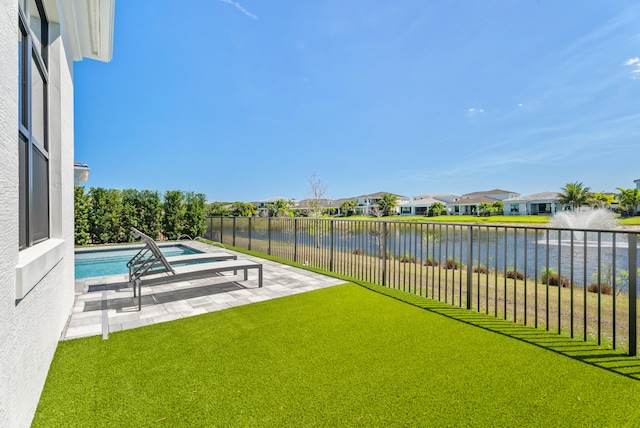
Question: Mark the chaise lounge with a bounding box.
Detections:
[129,227,263,310]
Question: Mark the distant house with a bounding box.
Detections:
[74,162,90,186]
[295,198,340,216]
[448,189,519,215]
[413,193,460,204]
[251,196,292,214]
[634,179,640,190]
[459,189,520,201]
[502,192,567,216]
[449,196,501,215]
[352,192,410,215]
[399,197,443,216]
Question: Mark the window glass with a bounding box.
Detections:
[19,135,28,249]
[31,148,49,243]
[31,54,46,149]
[28,0,45,57]
[19,25,26,128]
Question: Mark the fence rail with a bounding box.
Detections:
[205,216,640,356]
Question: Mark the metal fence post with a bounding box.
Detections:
[382,221,387,287]
[629,233,637,357]
[330,220,335,272]
[268,217,272,255]
[294,218,298,263]
[248,217,252,251]
[232,217,236,246]
[220,217,223,243]
[466,226,473,310]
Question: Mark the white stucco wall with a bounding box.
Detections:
[0,2,76,426]
[0,1,19,425]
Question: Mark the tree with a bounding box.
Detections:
[617,187,640,217]
[370,205,385,219]
[557,182,592,211]
[428,202,446,217]
[339,199,357,217]
[591,192,616,209]
[478,202,492,217]
[306,173,328,218]
[88,187,123,244]
[163,190,186,239]
[266,199,295,217]
[139,190,162,239]
[492,201,504,215]
[184,192,207,238]
[230,202,256,217]
[121,189,141,242]
[74,186,90,245]
[377,193,398,216]
[207,201,231,216]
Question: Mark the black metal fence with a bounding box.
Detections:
[205,216,639,356]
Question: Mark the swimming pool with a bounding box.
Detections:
[75,245,202,279]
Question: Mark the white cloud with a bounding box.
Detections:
[467,108,484,116]
[219,0,257,20]
[625,57,640,79]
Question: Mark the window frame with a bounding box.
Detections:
[18,0,50,250]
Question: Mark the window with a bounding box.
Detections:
[19,0,49,250]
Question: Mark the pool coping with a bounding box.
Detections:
[65,241,347,341]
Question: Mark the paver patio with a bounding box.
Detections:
[64,242,346,340]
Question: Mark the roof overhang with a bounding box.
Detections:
[43,0,115,62]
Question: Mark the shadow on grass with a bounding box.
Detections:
[356,281,640,381]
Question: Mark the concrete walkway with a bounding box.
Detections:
[63,242,346,340]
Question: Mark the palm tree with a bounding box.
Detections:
[429,202,446,217]
[591,192,616,209]
[617,187,640,217]
[377,193,399,216]
[557,182,591,211]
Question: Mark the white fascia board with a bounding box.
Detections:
[55,0,115,63]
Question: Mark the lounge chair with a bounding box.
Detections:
[127,242,238,284]
[128,227,263,310]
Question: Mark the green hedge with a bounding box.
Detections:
[74,187,207,245]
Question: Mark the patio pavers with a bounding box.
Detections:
[63,242,346,340]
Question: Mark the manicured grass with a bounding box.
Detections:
[342,215,551,224]
[35,283,640,427]
[619,216,640,226]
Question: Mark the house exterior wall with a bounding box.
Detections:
[0,2,76,426]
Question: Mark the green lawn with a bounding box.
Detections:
[619,216,640,226]
[342,215,551,224]
[341,214,640,227]
[34,283,640,427]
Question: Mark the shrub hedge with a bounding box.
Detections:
[74,186,207,245]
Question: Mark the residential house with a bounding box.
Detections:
[449,196,502,215]
[352,192,409,215]
[73,162,90,186]
[398,197,444,216]
[251,196,291,215]
[502,192,567,216]
[1,1,114,426]
[448,189,519,215]
[413,193,459,204]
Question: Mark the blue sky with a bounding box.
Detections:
[75,1,640,202]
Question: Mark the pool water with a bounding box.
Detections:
[75,245,202,279]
